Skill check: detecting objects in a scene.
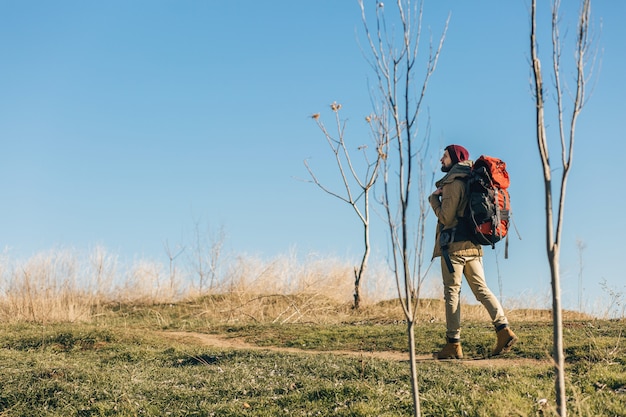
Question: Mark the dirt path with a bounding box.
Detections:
[161,331,549,367]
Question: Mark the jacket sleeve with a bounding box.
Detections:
[429,180,464,229]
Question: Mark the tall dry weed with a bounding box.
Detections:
[0,249,93,322]
[115,259,176,304]
[0,246,607,324]
[199,252,357,324]
[0,247,177,322]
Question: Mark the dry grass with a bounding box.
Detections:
[0,250,95,323]
[0,247,601,325]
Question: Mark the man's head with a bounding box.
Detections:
[440,144,469,172]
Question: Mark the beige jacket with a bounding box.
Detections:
[429,161,483,259]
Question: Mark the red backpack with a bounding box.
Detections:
[465,155,511,250]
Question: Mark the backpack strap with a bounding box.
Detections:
[439,226,456,273]
[442,247,454,274]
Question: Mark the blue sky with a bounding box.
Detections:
[0,1,624,315]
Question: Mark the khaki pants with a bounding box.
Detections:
[442,254,508,340]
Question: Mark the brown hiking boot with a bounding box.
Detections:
[491,326,518,356]
[435,341,463,359]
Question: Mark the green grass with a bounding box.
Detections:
[1,310,624,417]
[2,248,622,416]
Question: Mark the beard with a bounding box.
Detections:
[441,164,452,172]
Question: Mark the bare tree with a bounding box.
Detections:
[163,240,185,295]
[305,103,383,309]
[189,221,226,293]
[530,0,597,415]
[359,1,447,415]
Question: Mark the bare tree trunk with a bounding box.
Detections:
[406,319,421,416]
[359,1,448,415]
[353,193,372,309]
[531,4,568,412]
[530,0,596,414]
[549,251,567,415]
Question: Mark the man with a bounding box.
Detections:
[429,144,518,359]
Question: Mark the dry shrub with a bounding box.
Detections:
[192,293,351,325]
[0,247,600,325]
[217,252,354,299]
[0,248,361,324]
[196,252,356,324]
[0,250,93,323]
[0,247,173,323]
[114,259,175,305]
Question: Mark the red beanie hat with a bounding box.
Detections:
[445,144,469,164]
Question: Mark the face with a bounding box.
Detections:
[440,150,453,172]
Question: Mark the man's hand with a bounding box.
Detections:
[432,187,443,196]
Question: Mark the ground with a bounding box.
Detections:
[161,331,549,367]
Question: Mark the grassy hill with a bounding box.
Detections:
[0,295,624,416]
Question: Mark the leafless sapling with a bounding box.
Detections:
[530,0,598,414]
[305,102,383,309]
[359,0,448,415]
